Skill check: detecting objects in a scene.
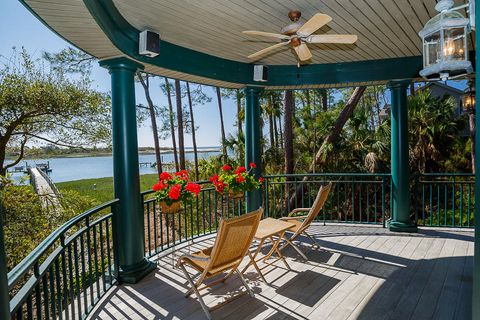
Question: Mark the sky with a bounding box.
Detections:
[0,0,238,148]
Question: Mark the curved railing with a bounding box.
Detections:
[7,199,119,319]
[262,173,392,226]
[414,173,475,228]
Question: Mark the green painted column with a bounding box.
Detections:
[388,80,417,233]
[473,8,480,319]
[100,57,155,283]
[0,189,10,319]
[244,87,263,212]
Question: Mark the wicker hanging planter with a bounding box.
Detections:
[159,201,182,214]
[228,190,245,199]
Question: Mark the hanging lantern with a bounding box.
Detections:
[419,0,473,81]
[462,77,476,112]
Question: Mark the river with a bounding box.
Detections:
[7,151,220,183]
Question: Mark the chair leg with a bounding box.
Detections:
[304,231,321,249]
[178,263,212,320]
[283,238,308,261]
[235,269,255,298]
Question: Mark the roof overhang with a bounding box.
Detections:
[20,0,476,89]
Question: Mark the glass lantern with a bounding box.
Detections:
[462,81,476,112]
[419,0,473,80]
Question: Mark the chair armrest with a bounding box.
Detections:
[288,208,311,217]
[279,215,309,221]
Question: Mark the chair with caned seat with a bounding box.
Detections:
[177,208,263,320]
[279,183,332,260]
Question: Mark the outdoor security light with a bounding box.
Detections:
[462,77,476,112]
[419,0,475,81]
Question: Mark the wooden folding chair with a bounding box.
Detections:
[279,183,332,260]
[177,208,263,320]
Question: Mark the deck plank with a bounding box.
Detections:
[87,224,473,320]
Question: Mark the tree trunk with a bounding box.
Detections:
[289,86,366,208]
[278,115,284,149]
[236,89,243,135]
[470,112,476,173]
[216,87,227,158]
[284,90,294,176]
[284,90,295,210]
[186,82,199,180]
[0,138,7,176]
[164,77,179,171]
[320,89,328,111]
[138,73,162,175]
[175,80,186,170]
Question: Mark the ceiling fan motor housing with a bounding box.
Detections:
[288,10,301,21]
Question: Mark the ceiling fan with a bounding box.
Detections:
[243,10,358,62]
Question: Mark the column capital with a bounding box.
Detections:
[99,57,144,73]
[387,79,411,89]
[244,86,264,95]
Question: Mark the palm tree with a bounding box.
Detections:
[163,78,179,171]
[408,90,464,173]
[175,79,186,170]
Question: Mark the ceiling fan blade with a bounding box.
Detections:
[247,41,290,59]
[297,13,332,37]
[306,34,358,44]
[242,30,291,40]
[294,43,313,61]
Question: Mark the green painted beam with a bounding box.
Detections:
[388,80,417,233]
[244,87,263,212]
[81,0,423,88]
[99,57,155,283]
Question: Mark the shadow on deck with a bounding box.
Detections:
[88,224,473,320]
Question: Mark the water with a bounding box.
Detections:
[8,151,220,183]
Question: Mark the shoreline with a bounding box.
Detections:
[6,148,220,160]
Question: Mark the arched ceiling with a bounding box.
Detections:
[20,0,475,89]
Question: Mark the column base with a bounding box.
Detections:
[388,220,418,233]
[119,258,156,284]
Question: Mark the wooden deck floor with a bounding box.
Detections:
[88,224,474,320]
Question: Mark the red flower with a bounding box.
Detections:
[236,175,245,183]
[168,184,181,200]
[249,162,257,169]
[186,182,201,196]
[159,172,172,181]
[222,164,232,171]
[259,176,264,183]
[152,181,166,191]
[235,166,246,174]
[175,170,189,180]
[216,182,225,193]
[209,174,219,183]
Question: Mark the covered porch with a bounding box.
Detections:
[1,0,479,319]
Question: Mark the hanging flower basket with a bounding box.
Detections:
[152,170,201,214]
[228,190,245,199]
[209,163,262,198]
[159,201,182,214]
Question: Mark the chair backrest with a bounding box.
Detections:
[296,182,332,235]
[206,208,263,272]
